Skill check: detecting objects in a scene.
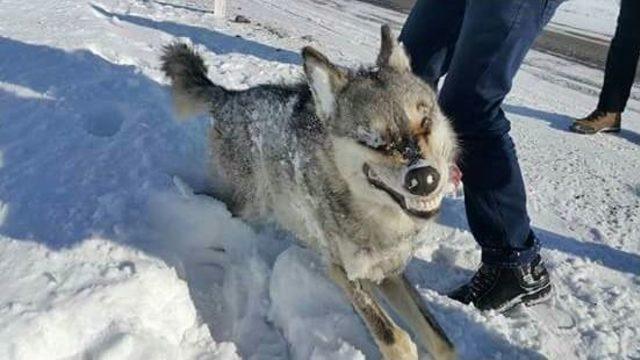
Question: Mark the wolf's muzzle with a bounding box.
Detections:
[404,165,440,196]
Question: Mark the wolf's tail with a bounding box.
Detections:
[161,43,226,119]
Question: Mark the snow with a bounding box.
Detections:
[0,237,239,359]
[0,0,639,359]
[552,0,620,38]
[269,247,374,360]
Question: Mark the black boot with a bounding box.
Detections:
[449,255,553,312]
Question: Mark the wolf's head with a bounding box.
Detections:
[303,25,458,221]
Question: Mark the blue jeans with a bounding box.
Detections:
[400,0,562,266]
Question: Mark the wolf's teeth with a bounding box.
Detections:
[406,195,445,212]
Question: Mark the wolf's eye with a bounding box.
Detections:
[355,128,392,152]
[359,139,389,152]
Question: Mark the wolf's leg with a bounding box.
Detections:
[328,265,418,360]
[378,274,456,360]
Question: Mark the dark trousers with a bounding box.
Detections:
[597,0,640,113]
[400,0,562,266]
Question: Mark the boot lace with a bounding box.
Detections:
[468,265,500,299]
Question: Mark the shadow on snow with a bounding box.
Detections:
[432,197,640,277]
[0,36,289,359]
[91,4,301,65]
[504,103,640,146]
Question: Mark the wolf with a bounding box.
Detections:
[161,25,458,360]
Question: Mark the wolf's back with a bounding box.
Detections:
[161,43,226,118]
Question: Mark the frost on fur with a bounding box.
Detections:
[161,43,222,119]
[158,25,459,359]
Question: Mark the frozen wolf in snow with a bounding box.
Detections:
[161,25,458,360]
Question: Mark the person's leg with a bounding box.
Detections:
[399,0,465,89]
[439,0,562,267]
[597,0,640,113]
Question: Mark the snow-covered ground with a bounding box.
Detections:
[0,0,638,359]
[552,0,620,38]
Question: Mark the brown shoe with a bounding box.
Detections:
[570,110,621,134]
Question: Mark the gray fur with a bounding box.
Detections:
[161,43,228,118]
[161,26,457,360]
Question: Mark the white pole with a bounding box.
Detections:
[214,0,226,18]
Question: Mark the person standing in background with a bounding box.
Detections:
[399,0,563,311]
[571,0,640,134]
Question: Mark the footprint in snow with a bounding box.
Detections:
[81,102,124,137]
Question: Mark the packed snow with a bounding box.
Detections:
[0,0,638,359]
[552,0,621,38]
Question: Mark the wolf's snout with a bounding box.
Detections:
[404,166,440,196]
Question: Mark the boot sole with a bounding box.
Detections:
[570,125,621,135]
[522,283,554,306]
[495,283,554,313]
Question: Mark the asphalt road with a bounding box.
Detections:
[358,0,639,82]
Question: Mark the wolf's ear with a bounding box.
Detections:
[377,24,411,73]
[302,46,348,121]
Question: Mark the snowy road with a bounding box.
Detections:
[358,0,640,82]
[358,0,622,38]
[0,0,639,359]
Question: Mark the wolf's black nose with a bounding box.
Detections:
[404,166,440,196]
